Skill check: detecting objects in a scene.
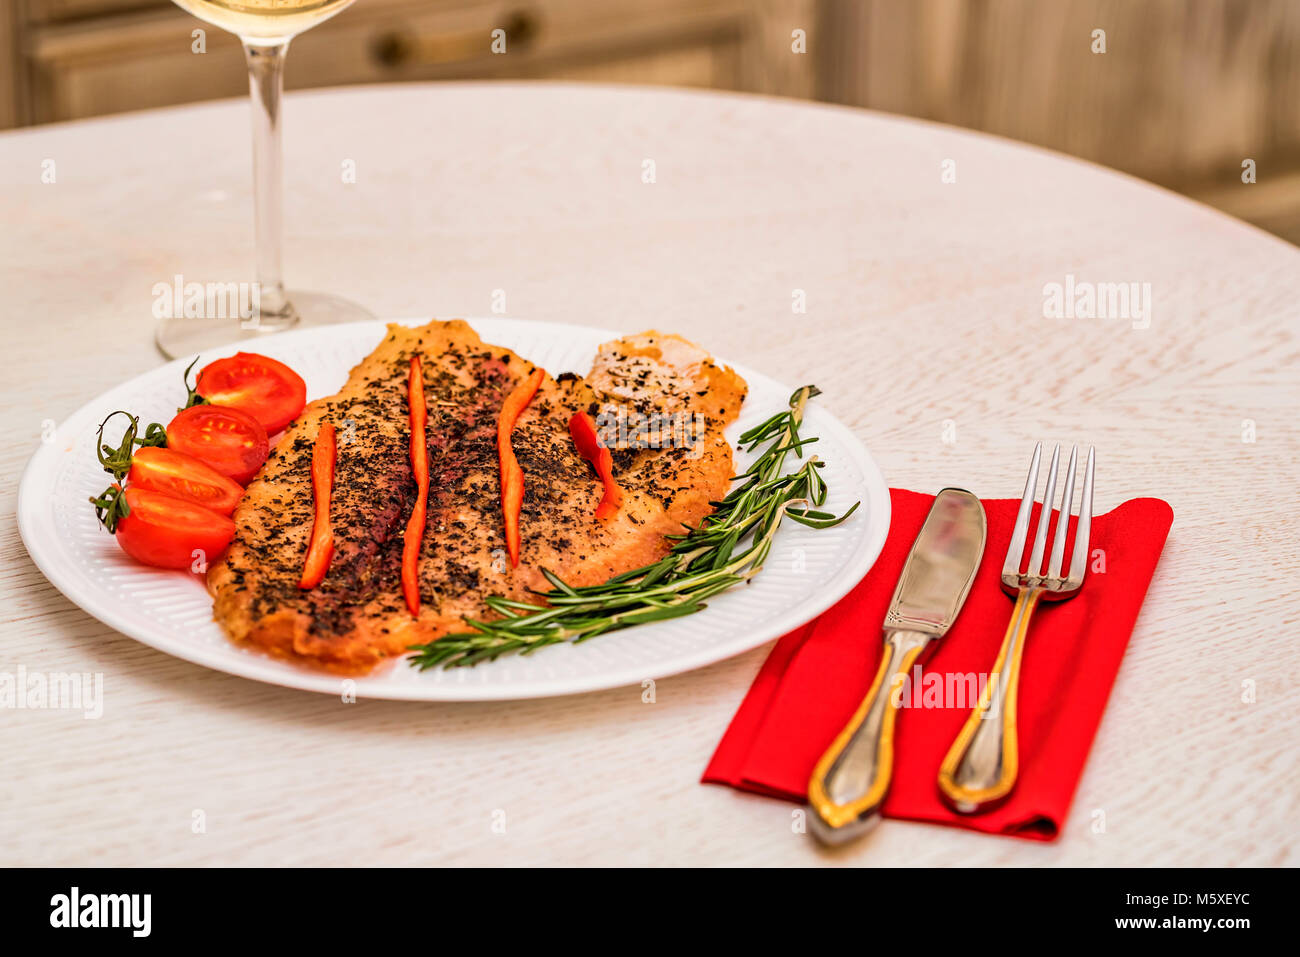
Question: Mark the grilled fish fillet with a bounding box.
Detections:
[208,319,747,672]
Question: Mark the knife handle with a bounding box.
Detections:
[807,628,932,844]
[937,588,1042,813]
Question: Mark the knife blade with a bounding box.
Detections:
[807,487,986,844]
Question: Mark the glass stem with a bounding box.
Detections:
[243,39,296,328]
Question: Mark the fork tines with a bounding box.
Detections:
[1004,442,1095,593]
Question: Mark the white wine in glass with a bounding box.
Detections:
[159,0,373,357]
[172,0,355,38]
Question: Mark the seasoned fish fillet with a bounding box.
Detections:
[207,319,746,672]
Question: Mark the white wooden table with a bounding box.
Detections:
[2,83,1296,866]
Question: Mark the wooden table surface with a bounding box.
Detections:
[2,83,1296,866]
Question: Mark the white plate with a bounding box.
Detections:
[17,318,890,700]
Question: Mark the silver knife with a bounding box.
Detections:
[807,488,986,844]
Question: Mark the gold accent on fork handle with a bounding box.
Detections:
[938,588,1043,813]
[807,629,932,843]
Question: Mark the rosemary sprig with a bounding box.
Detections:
[407,385,859,670]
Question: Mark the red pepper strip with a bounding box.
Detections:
[298,421,336,590]
[497,367,545,567]
[569,411,623,520]
[402,355,429,615]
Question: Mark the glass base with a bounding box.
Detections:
[154,290,376,359]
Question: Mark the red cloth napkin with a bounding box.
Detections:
[703,488,1173,841]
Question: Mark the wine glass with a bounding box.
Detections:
[159,0,374,358]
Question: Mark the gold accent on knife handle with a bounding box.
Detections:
[807,628,932,844]
[938,588,1042,813]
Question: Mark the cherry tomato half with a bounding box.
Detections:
[166,405,269,486]
[127,446,244,516]
[115,487,236,570]
[196,352,306,434]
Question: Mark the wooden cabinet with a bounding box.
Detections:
[6,0,818,127]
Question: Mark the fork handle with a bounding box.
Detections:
[807,628,933,843]
[938,588,1042,813]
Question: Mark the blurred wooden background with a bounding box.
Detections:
[819,0,1300,243]
[3,0,1297,242]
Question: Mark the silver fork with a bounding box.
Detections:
[937,442,1095,813]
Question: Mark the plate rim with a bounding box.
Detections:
[17,317,891,701]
